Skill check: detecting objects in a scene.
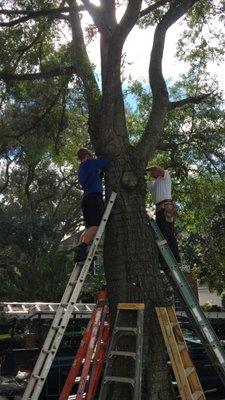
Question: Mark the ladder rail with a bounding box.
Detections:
[134,309,144,400]
[22,192,116,400]
[75,307,103,400]
[86,305,109,400]
[23,266,81,399]
[60,291,109,400]
[98,309,120,400]
[149,218,225,389]
[59,308,97,400]
[156,307,206,400]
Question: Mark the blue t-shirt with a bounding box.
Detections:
[78,156,110,196]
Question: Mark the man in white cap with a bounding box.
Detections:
[146,166,180,262]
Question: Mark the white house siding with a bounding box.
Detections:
[198,281,222,307]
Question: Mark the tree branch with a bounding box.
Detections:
[0,7,72,27]
[0,157,14,193]
[139,0,169,18]
[0,7,69,15]
[14,87,64,140]
[0,66,76,81]
[81,0,114,38]
[136,0,199,163]
[100,0,116,24]
[115,0,142,46]
[96,0,143,153]
[68,0,101,149]
[24,163,36,205]
[169,92,212,110]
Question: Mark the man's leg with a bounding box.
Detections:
[74,193,104,262]
[80,226,98,245]
[156,209,181,263]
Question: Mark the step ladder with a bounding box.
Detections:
[149,218,225,390]
[59,289,109,400]
[98,303,144,400]
[22,192,117,400]
[156,306,206,400]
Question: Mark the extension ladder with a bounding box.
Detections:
[98,303,144,400]
[0,302,95,320]
[149,218,225,390]
[156,306,205,400]
[22,192,117,400]
[59,290,109,400]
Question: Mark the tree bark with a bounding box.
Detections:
[103,150,175,399]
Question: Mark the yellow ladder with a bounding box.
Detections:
[156,306,206,400]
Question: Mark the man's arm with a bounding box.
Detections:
[155,166,165,177]
[91,156,110,169]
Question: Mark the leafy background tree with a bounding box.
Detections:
[126,76,225,289]
[0,75,89,300]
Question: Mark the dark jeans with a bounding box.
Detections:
[156,208,181,262]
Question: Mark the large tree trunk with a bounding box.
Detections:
[104,153,175,399]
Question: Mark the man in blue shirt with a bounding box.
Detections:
[74,148,110,262]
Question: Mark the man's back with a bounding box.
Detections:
[147,170,172,204]
[78,156,110,196]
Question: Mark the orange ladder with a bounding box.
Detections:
[59,290,109,400]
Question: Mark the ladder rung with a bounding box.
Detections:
[185,367,195,376]
[69,282,76,287]
[177,343,186,351]
[104,376,135,385]
[192,391,204,400]
[74,375,90,383]
[52,325,59,330]
[109,351,136,358]
[115,327,137,334]
[117,303,145,310]
[32,374,42,380]
[157,239,167,246]
[52,325,65,330]
[42,349,51,355]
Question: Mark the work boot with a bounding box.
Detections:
[74,243,88,263]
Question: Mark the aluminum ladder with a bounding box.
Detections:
[98,303,144,400]
[149,217,225,390]
[22,192,117,400]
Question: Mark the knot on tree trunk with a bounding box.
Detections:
[121,170,138,189]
